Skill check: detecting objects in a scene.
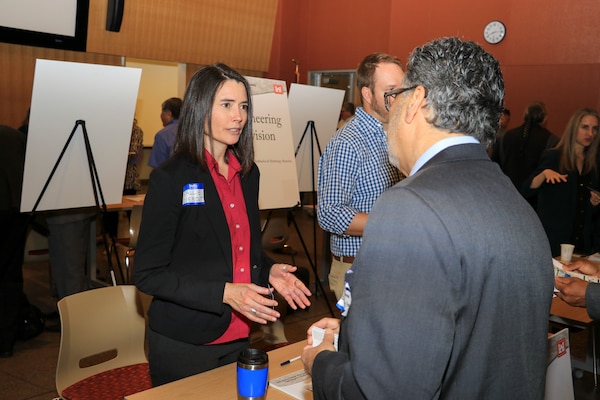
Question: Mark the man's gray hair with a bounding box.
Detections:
[403,37,504,147]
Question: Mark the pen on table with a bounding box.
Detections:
[280,355,301,366]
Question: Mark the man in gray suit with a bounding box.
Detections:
[301,37,554,399]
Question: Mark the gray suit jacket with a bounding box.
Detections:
[312,143,554,399]
[586,284,600,320]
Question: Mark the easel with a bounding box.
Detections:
[259,119,334,316]
[29,120,122,286]
[293,120,323,280]
[296,120,336,315]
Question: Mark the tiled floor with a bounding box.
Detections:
[2,207,600,399]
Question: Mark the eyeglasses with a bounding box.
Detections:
[383,86,418,111]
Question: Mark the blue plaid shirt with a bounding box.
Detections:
[317,107,400,257]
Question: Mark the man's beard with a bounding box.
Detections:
[371,96,388,123]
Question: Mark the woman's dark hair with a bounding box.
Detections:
[172,63,254,174]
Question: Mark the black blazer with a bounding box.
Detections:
[134,155,273,345]
[498,123,558,189]
[522,149,600,256]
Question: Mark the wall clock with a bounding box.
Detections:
[483,20,506,44]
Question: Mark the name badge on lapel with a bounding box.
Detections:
[182,183,205,206]
[336,269,353,317]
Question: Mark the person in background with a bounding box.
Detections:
[336,101,355,129]
[302,37,554,399]
[0,125,29,357]
[317,53,403,301]
[134,63,312,386]
[522,108,600,257]
[495,101,559,205]
[555,258,600,319]
[488,107,510,157]
[124,118,144,195]
[104,117,144,238]
[147,97,182,168]
[499,107,511,133]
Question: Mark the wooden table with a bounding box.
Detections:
[106,194,145,212]
[126,340,312,400]
[550,296,598,385]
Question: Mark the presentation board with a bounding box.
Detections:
[246,76,300,210]
[545,328,574,400]
[288,84,345,192]
[20,59,142,212]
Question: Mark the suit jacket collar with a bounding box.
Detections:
[421,142,489,171]
[411,136,480,175]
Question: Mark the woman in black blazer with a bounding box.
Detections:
[134,64,312,386]
[522,107,600,256]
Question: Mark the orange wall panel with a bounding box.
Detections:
[502,64,600,135]
[269,0,600,138]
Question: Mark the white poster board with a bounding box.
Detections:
[20,59,142,212]
[246,76,300,210]
[545,328,574,400]
[288,84,345,192]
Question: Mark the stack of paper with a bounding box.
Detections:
[553,259,600,283]
[269,370,312,400]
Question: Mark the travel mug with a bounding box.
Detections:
[237,348,269,400]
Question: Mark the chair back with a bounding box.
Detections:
[55,285,149,396]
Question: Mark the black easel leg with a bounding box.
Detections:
[79,121,123,285]
[292,121,334,316]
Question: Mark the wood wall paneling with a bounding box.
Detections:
[0,43,121,129]
[87,0,278,72]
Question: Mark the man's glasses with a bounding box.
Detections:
[383,86,418,111]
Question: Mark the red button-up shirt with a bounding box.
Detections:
[205,150,252,344]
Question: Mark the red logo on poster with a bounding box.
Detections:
[273,84,284,94]
[556,338,567,357]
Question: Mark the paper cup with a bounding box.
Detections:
[560,244,575,262]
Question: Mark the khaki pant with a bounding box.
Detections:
[328,258,353,301]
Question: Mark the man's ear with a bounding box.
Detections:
[404,86,427,124]
[361,86,372,106]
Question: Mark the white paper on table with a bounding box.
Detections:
[269,369,312,400]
